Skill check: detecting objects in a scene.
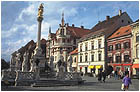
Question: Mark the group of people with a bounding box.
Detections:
[97,69,132,91]
[113,69,129,80]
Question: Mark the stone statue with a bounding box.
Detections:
[57,55,65,72]
[29,53,36,72]
[10,54,16,71]
[22,51,29,72]
[16,52,21,70]
[67,55,73,72]
[49,55,54,71]
[38,3,44,18]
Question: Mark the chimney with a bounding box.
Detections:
[119,10,122,16]
[81,26,84,29]
[106,16,110,21]
[72,24,74,27]
[66,23,69,27]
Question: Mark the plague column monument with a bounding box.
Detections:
[30,3,47,73]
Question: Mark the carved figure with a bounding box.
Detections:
[16,52,21,70]
[22,51,29,72]
[29,53,36,72]
[67,55,73,72]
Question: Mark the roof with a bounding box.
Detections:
[91,12,126,32]
[78,28,105,42]
[79,12,133,42]
[70,48,78,55]
[108,25,131,39]
[66,26,91,38]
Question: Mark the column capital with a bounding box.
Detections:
[37,17,43,22]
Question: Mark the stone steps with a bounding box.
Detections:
[32,79,84,87]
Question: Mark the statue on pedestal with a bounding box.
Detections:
[16,52,21,71]
[38,3,44,18]
[67,55,73,72]
[22,51,29,72]
[29,53,36,72]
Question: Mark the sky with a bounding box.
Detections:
[1,1,139,62]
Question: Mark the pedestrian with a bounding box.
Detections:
[98,71,102,82]
[122,73,132,91]
[114,70,118,79]
[102,71,106,83]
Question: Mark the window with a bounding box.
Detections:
[74,57,76,63]
[80,56,82,63]
[124,42,130,49]
[116,32,120,35]
[85,55,88,62]
[136,45,139,58]
[98,40,101,48]
[85,43,88,51]
[62,39,65,43]
[125,30,129,32]
[98,53,101,61]
[91,54,94,62]
[60,48,63,54]
[116,56,121,63]
[136,35,139,43]
[73,39,76,44]
[115,43,121,50]
[108,45,113,51]
[128,21,130,24]
[108,57,113,63]
[80,45,82,52]
[122,20,124,23]
[124,55,130,63]
[91,41,94,50]
[67,39,70,43]
[61,28,64,35]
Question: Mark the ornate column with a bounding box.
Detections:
[34,3,44,56]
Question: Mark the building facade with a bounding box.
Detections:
[70,48,78,72]
[107,25,132,75]
[78,32,105,75]
[131,20,139,77]
[77,10,133,75]
[46,13,91,70]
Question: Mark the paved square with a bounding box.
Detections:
[1,76,139,91]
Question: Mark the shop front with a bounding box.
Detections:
[132,64,139,78]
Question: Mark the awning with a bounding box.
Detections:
[88,65,95,69]
[132,64,139,68]
[96,65,102,69]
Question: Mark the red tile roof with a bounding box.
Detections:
[108,25,131,39]
[91,12,127,32]
[67,26,91,38]
[70,48,78,55]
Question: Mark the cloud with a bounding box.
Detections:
[1,1,139,62]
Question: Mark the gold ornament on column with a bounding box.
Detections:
[38,3,44,18]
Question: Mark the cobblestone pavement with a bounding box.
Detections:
[1,76,139,91]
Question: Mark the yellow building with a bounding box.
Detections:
[131,20,139,77]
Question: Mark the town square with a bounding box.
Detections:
[1,1,139,91]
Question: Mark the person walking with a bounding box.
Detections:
[102,71,106,83]
[114,70,118,79]
[122,73,132,91]
[98,70,102,82]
